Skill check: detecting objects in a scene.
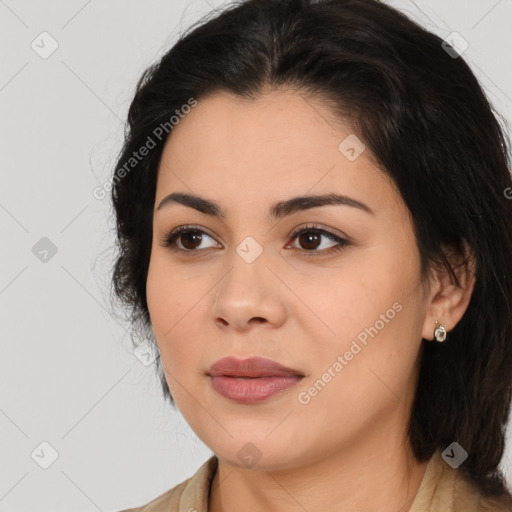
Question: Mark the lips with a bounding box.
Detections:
[207,356,305,404]
[208,356,304,378]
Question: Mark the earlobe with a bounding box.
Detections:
[421,242,476,342]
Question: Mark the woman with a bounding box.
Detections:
[112,0,512,510]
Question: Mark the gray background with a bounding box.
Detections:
[1,1,511,511]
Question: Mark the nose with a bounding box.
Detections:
[210,253,287,332]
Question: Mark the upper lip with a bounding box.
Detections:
[208,356,305,378]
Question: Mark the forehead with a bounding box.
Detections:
[155,90,399,216]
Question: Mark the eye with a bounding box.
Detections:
[159,223,350,255]
[287,224,350,255]
[159,225,219,252]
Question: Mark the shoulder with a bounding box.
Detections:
[118,455,218,512]
[410,449,512,512]
[452,471,512,511]
[453,470,512,512]
[119,480,188,512]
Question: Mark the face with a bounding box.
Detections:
[146,90,430,470]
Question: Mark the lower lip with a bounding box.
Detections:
[209,375,303,404]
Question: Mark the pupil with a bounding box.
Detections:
[182,231,202,250]
[300,232,320,250]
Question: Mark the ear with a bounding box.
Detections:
[421,241,476,341]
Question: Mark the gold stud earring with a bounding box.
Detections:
[434,321,447,342]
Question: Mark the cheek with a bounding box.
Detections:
[295,299,422,442]
[316,252,414,342]
[146,257,186,363]
[146,254,194,334]
[146,255,209,379]
[146,257,171,337]
[308,243,423,386]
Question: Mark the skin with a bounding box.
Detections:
[146,89,475,512]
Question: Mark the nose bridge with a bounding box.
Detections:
[211,235,286,328]
[219,235,269,299]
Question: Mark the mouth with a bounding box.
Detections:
[223,376,278,379]
[208,374,304,404]
[206,356,305,404]
[207,357,305,404]
[208,355,305,379]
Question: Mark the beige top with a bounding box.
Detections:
[119,450,511,511]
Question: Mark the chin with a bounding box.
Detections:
[210,435,311,472]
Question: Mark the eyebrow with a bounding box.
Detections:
[155,192,374,220]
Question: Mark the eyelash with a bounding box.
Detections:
[159,224,350,256]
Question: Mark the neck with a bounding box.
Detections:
[208,430,429,512]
